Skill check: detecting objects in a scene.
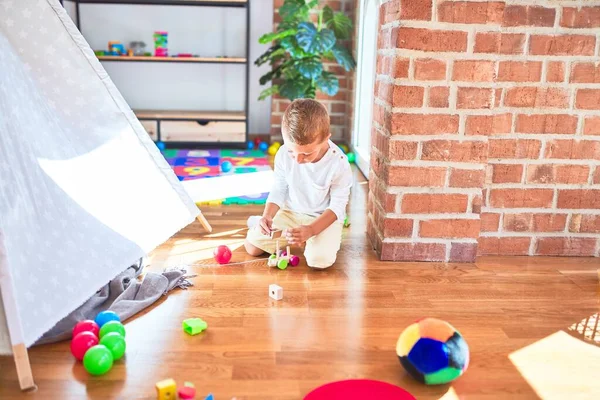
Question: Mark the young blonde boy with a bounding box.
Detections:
[244,99,352,269]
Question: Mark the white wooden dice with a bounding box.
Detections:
[269,284,283,300]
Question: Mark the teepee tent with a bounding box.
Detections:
[0,0,210,389]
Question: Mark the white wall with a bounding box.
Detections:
[64,1,272,135]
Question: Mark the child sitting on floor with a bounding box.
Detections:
[244,99,352,269]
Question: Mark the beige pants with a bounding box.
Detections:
[246,209,343,269]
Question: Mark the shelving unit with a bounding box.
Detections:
[97,55,247,64]
[63,0,250,148]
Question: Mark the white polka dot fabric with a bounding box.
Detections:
[0,0,198,354]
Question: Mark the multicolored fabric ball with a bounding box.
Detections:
[397,318,469,385]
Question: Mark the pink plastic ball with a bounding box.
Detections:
[289,255,300,267]
[73,320,100,338]
[71,331,99,361]
[213,245,232,264]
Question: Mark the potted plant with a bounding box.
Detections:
[255,0,357,101]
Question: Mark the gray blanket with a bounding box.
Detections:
[35,259,193,345]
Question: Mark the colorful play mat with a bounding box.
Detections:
[161,149,271,205]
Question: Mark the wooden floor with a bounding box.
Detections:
[1,169,600,399]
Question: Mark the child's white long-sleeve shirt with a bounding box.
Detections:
[266,140,353,221]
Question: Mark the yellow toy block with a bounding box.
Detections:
[155,378,177,400]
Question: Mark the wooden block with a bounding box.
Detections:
[269,284,283,301]
[156,378,177,400]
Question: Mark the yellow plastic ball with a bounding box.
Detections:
[272,141,281,149]
[267,145,278,156]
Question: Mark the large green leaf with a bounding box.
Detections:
[297,58,323,79]
[322,5,334,26]
[327,12,353,39]
[280,0,313,22]
[280,36,307,58]
[296,22,336,54]
[280,79,310,100]
[258,29,296,45]
[332,44,356,71]
[259,61,289,85]
[316,71,339,96]
[254,45,281,66]
[268,48,287,65]
[258,85,279,101]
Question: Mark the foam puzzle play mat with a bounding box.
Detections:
[162,149,271,205]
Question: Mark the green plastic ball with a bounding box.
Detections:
[83,345,114,376]
[347,152,356,163]
[99,320,126,339]
[99,332,126,360]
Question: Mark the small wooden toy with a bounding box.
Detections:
[183,318,208,335]
[178,382,196,399]
[267,241,291,270]
[156,378,177,400]
[269,284,283,300]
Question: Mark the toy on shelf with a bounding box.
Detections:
[344,216,350,228]
[221,160,233,173]
[269,284,283,300]
[182,318,208,336]
[156,141,166,151]
[156,378,177,400]
[338,144,349,154]
[153,31,168,57]
[94,50,106,56]
[247,141,255,150]
[259,141,269,152]
[214,245,232,264]
[347,152,356,163]
[129,41,146,56]
[108,41,126,55]
[178,382,196,399]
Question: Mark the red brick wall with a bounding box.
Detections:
[368,0,600,262]
[270,0,356,144]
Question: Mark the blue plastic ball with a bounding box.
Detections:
[221,160,233,173]
[95,311,121,328]
[247,141,254,150]
[258,142,269,152]
[156,141,166,151]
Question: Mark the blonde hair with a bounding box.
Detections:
[282,99,330,145]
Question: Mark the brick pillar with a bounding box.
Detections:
[368,0,488,262]
[368,0,600,262]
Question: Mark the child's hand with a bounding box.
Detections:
[259,216,273,236]
[285,225,314,245]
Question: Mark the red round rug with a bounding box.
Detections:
[304,379,416,400]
